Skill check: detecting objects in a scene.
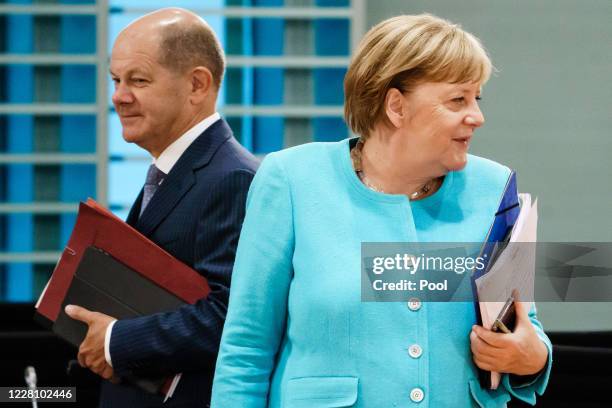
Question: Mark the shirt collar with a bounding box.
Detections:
[153,112,221,174]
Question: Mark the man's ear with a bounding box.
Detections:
[190,66,214,104]
[384,88,405,129]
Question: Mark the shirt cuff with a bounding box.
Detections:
[104,320,117,367]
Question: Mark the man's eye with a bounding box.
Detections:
[452,97,465,104]
[476,96,482,101]
[133,78,148,84]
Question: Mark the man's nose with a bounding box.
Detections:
[112,83,134,106]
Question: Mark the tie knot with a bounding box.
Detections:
[145,164,166,186]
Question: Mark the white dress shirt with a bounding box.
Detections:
[104,112,221,367]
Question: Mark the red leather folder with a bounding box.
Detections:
[36,199,210,324]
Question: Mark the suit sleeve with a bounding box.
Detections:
[501,303,553,405]
[108,168,255,377]
[211,154,295,407]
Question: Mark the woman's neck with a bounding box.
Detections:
[359,134,444,197]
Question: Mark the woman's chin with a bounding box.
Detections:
[445,155,469,172]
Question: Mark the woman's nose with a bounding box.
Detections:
[465,104,485,127]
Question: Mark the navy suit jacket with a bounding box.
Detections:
[99,119,258,407]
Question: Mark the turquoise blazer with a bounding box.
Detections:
[211,139,552,407]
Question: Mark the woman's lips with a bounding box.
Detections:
[453,136,472,147]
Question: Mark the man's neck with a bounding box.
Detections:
[148,109,215,158]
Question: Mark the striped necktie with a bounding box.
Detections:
[140,164,166,217]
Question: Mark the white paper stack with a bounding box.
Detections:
[475,193,538,389]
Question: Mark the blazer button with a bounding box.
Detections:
[410,387,425,403]
[407,297,421,311]
[408,344,423,359]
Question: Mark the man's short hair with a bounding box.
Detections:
[158,20,226,89]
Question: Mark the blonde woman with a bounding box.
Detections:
[211,14,551,407]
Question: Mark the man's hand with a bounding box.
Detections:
[470,293,548,376]
[64,304,117,381]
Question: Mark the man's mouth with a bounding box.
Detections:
[120,114,141,120]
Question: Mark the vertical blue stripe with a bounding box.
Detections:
[313,0,349,142]
[240,0,255,151]
[313,68,347,141]
[60,11,97,250]
[252,0,284,153]
[6,3,34,301]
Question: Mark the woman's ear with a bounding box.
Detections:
[384,88,405,128]
[189,66,214,104]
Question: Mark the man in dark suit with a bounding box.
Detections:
[64,8,258,407]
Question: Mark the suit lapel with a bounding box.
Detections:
[126,189,143,227]
[135,118,233,237]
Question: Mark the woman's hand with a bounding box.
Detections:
[470,296,548,376]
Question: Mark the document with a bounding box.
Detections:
[36,199,209,321]
[475,194,538,389]
[35,199,210,398]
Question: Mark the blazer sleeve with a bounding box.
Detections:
[108,169,255,377]
[211,154,295,407]
[501,303,553,405]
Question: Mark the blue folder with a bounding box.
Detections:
[474,170,520,281]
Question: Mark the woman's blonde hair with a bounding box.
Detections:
[344,14,493,139]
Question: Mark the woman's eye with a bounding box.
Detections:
[133,78,148,84]
[451,96,482,104]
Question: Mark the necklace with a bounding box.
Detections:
[350,139,438,200]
